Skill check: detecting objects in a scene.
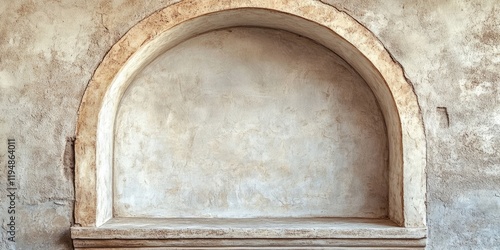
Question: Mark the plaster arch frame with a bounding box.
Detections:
[72,0,426,248]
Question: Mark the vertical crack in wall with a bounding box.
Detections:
[63,136,76,180]
[63,136,78,225]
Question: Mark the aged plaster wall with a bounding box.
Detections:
[0,0,498,249]
[114,27,388,218]
[320,1,500,248]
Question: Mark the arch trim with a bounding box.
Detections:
[73,1,426,248]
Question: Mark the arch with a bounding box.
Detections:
[113,27,390,219]
[72,0,426,248]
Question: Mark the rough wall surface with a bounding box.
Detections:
[0,0,498,249]
[321,1,500,248]
[114,27,388,219]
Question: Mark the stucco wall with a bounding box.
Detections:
[0,0,498,249]
[114,27,388,219]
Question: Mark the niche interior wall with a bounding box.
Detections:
[71,0,427,249]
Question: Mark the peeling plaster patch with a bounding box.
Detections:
[62,136,76,182]
[436,107,449,128]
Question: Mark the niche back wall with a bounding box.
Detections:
[114,27,388,219]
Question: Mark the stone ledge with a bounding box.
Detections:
[71,217,426,248]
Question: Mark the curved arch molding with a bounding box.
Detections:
[72,0,426,248]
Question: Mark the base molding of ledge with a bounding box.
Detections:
[73,238,426,249]
[72,218,426,249]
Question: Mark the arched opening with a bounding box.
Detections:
[114,27,389,219]
[72,1,426,248]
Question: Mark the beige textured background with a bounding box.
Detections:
[0,0,498,249]
[114,27,388,218]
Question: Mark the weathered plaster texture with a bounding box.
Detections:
[0,0,498,249]
[71,1,426,248]
[321,0,500,248]
[114,27,388,218]
[0,1,178,249]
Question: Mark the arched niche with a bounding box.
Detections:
[71,0,427,249]
[114,27,389,219]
